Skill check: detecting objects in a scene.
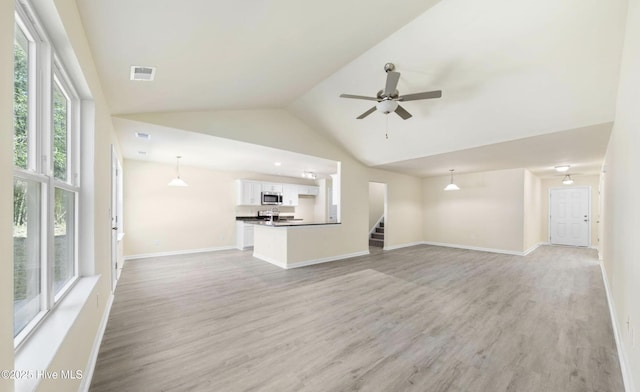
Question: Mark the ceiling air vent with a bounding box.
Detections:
[130,66,156,81]
[135,132,151,140]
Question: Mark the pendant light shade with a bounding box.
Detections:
[168,156,188,187]
[444,169,460,191]
[562,174,574,185]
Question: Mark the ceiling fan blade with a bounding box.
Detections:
[340,94,379,101]
[394,104,412,120]
[398,90,442,101]
[384,71,400,96]
[356,106,377,119]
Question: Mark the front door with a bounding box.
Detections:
[549,187,590,247]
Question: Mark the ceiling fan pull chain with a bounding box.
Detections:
[385,115,389,139]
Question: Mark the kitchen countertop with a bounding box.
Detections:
[252,221,339,227]
[236,216,339,227]
[236,216,300,221]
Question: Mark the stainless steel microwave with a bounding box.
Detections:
[261,192,283,205]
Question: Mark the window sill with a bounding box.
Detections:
[14,275,100,392]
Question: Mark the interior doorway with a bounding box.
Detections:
[549,187,591,247]
[368,182,387,250]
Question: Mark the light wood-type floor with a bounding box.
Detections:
[90,245,624,392]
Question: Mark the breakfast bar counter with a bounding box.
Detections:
[252,222,342,269]
[253,220,340,227]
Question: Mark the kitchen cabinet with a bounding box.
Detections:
[297,185,319,196]
[261,183,283,193]
[236,180,262,205]
[236,179,318,206]
[282,185,299,206]
[236,221,254,249]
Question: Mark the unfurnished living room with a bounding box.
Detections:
[1,0,639,391]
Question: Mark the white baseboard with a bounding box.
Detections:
[253,250,370,270]
[252,253,288,269]
[123,246,236,261]
[383,241,424,251]
[599,262,635,392]
[522,242,544,256]
[79,292,114,392]
[422,241,528,256]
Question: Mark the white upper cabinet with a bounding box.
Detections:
[261,182,283,193]
[282,185,299,206]
[236,179,318,206]
[298,185,319,196]
[236,180,262,205]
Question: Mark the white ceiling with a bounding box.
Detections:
[113,117,338,179]
[289,0,628,166]
[76,0,442,114]
[376,123,612,179]
[76,0,628,178]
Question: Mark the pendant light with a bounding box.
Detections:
[168,156,188,187]
[444,169,460,191]
[562,174,574,185]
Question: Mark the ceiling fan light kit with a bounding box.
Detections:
[339,62,442,120]
[376,99,398,114]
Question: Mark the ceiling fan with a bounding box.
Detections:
[339,63,442,120]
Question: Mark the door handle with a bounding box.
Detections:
[112,227,118,230]
[583,220,589,222]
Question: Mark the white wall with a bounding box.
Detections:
[1,0,16,390]
[423,168,526,253]
[523,169,543,251]
[602,0,640,388]
[368,169,423,249]
[123,160,237,256]
[296,196,317,222]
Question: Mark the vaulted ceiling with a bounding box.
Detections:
[76,0,629,178]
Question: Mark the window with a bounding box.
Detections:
[13,5,80,346]
[13,178,41,336]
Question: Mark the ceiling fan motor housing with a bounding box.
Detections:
[384,62,395,73]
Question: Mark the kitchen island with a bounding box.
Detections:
[252,221,344,269]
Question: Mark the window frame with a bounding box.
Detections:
[13,1,81,350]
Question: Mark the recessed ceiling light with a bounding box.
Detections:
[555,165,570,172]
[274,162,282,166]
[130,66,156,81]
[135,132,151,140]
